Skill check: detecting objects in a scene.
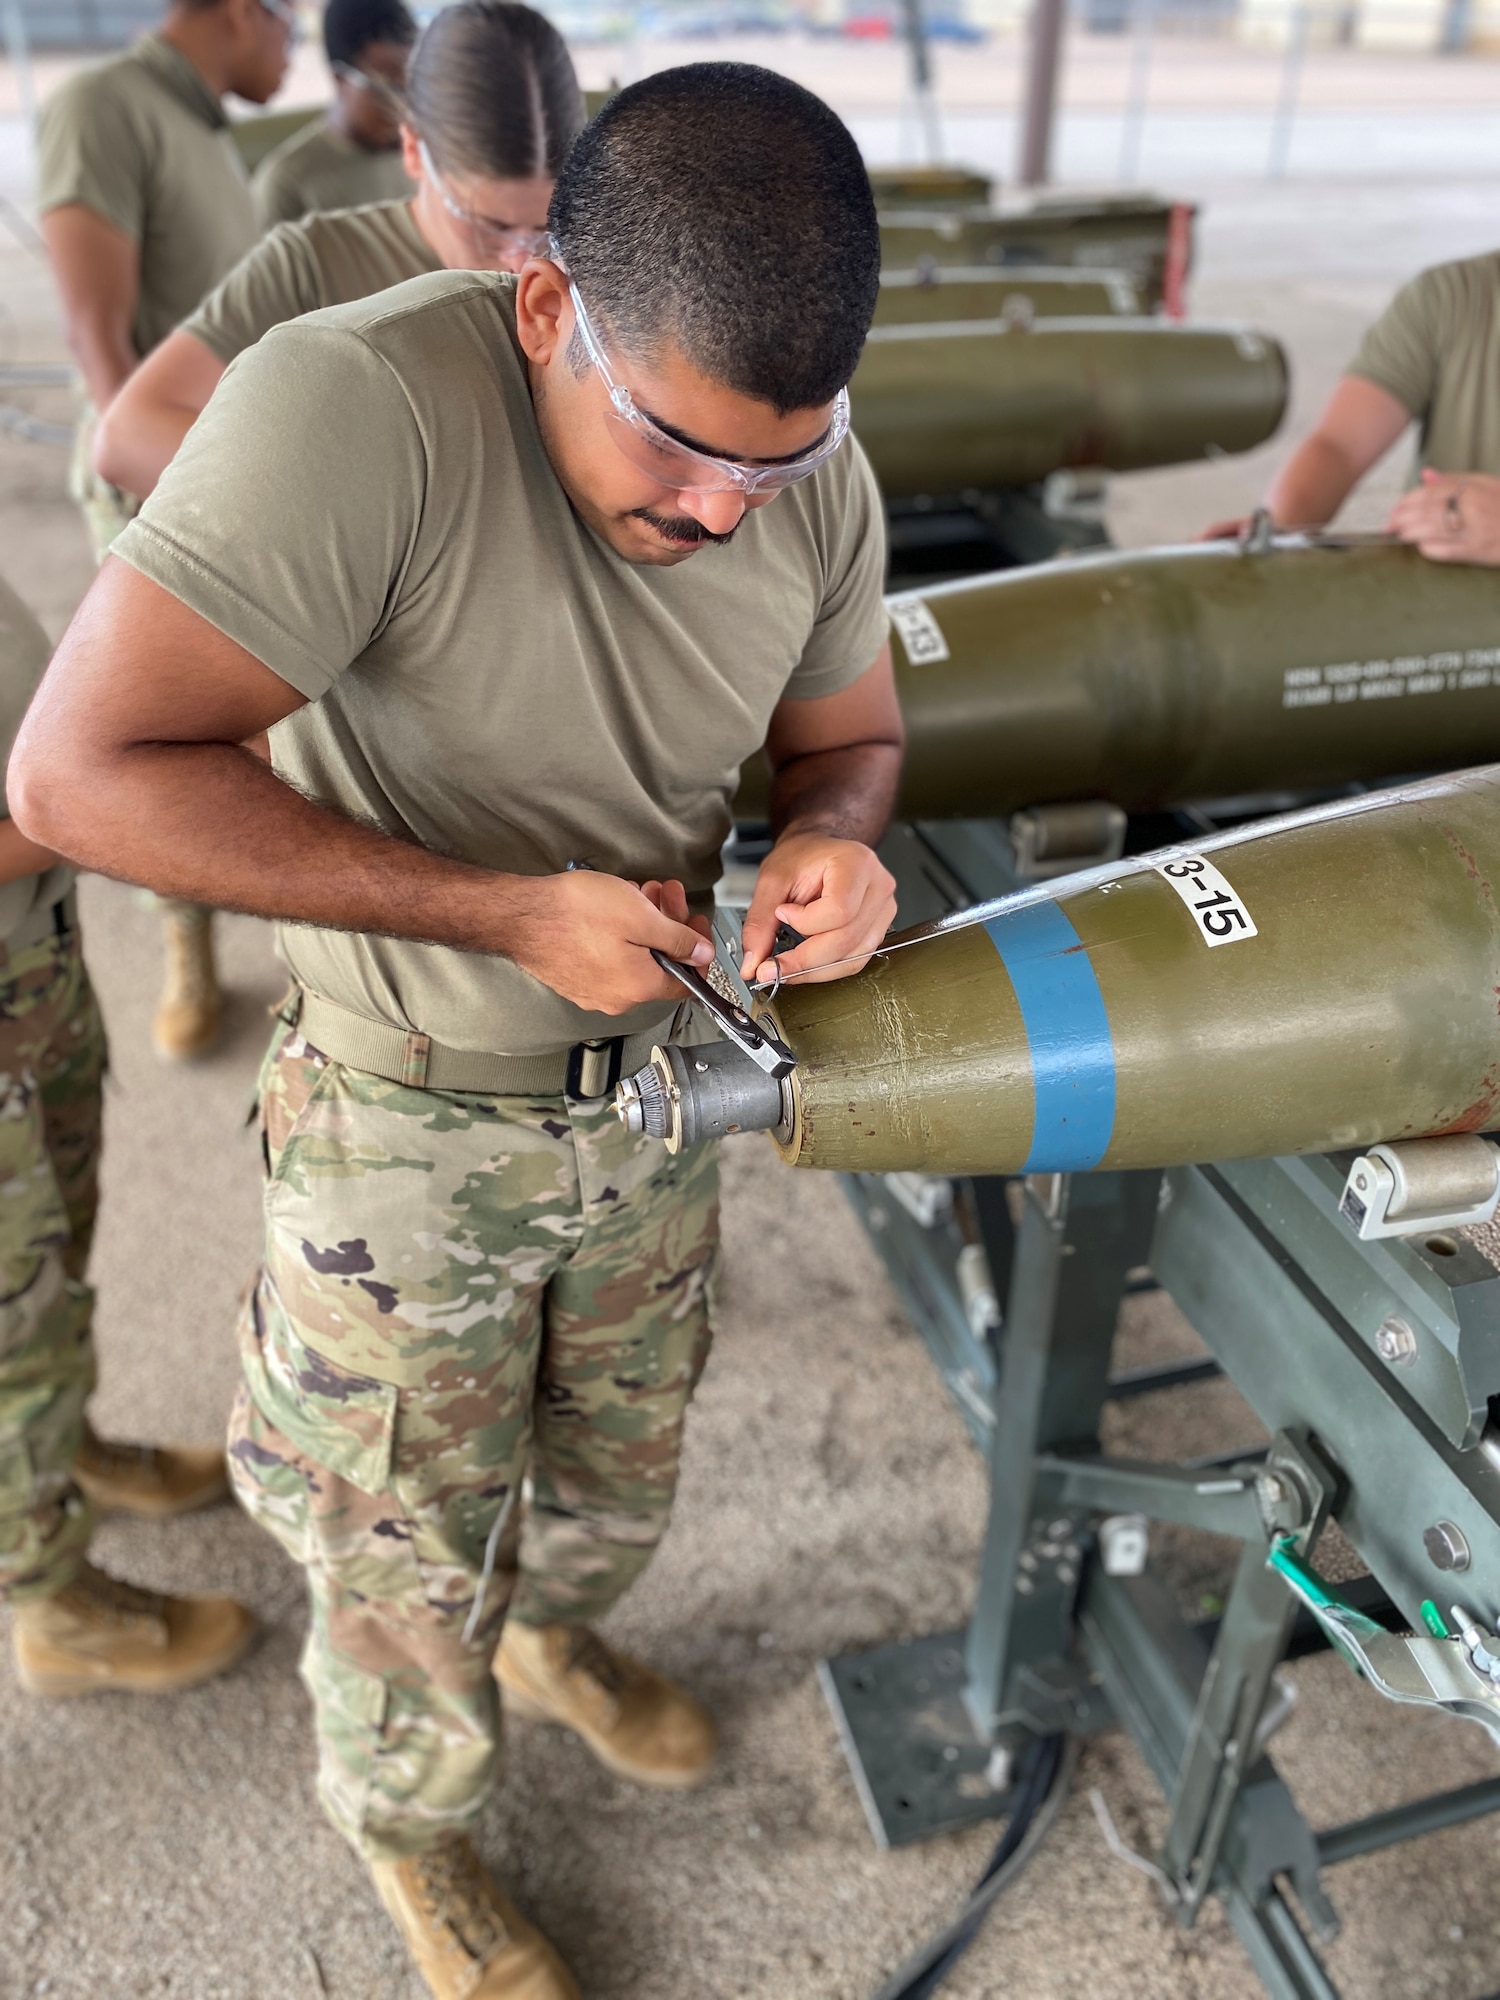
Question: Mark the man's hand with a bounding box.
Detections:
[1200,516,1252,542]
[1387,469,1500,566]
[499,869,714,1016]
[739,830,896,988]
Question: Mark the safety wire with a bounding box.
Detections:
[870,1731,1079,2000]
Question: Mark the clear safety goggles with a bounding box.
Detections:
[330,60,406,111]
[417,139,550,268]
[552,241,851,496]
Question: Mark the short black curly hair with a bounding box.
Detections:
[323,0,416,69]
[549,63,879,416]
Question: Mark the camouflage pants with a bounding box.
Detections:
[228,1024,719,1859]
[0,924,105,1601]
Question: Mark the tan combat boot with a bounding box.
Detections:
[371,1837,580,2000]
[496,1621,715,1789]
[74,1418,229,1519]
[153,903,221,1061]
[12,1560,255,1697]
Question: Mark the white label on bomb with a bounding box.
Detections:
[1282,648,1499,707]
[1154,855,1258,948]
[888,595,950,666]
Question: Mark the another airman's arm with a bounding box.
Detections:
[39,204,141,414]
[94,328,227,499]
[1203,375,1411,540]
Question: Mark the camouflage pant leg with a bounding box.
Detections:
[0,929,104,1600]
[510,1094,717,1627]
[227,1026,718,1859]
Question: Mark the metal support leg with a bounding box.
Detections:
[964,1169,1161,1738]
[1161,1540,1304,1916]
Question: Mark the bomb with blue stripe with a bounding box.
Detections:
[620,766,1500,1175]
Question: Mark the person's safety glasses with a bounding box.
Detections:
[331,60,406,112]
[417,139,550,268]
[260,0,301,41]
[554,248,850,496]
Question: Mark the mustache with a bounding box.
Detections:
[630,507,742,548]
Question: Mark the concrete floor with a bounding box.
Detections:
[4,78,1500,2000]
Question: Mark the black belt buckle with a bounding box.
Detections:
[566,1035,625,1101]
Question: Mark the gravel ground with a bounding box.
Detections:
[2,78,1500,2000]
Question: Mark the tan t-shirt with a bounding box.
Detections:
[251,120,415,231]
[36,34,256,360]
[1348,252,1500,477]
[115,272,889,1055]
[184,200,439,364]
[0,577,75,943]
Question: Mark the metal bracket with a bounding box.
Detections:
[1268,1539,1500,1748]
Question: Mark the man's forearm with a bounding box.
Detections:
[768,740,903,847]
[12,737,531,954]
[93,394,192,500]
[0,817,62,887]
[1264,433,1364,529]
[64,318,138,419]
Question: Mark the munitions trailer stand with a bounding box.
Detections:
[807,812,1500,2000]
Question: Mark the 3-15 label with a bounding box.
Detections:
[1154,855,1258,947]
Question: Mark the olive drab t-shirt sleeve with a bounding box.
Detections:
[1347,268,1443,420]
[184,224,329,363]
[182,204,442,367]
[113,320,426,700]
[781,440,889,700]
[1346,254,1500,478]
[36,74,149,241]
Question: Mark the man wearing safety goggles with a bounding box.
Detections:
[17,62,902,2000]
[252,0,418,229]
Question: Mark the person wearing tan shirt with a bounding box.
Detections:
[96,0,581,503]
[0,573,253,1703]
[16,64,902,2000]
[1208,251,1500,564]
[251,0,417,228]
[37,0,293,1065]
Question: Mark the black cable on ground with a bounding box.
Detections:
[871,1731,1080,2000]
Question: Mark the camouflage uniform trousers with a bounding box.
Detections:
[227,1023,720,1860]
[0,923,105,1601]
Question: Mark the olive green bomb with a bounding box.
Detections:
[763,770,1500,1175]
[873,265,1143,326]
[618,773,1500,1177]
[735,539,1500,823]
[850,319,1287,499]
[879,193,1192,310]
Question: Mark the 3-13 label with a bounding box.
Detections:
[1154,855,1258,947]
[887,594,950,666]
